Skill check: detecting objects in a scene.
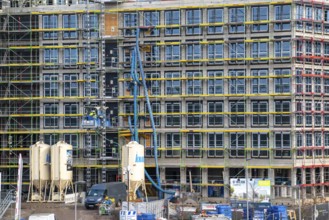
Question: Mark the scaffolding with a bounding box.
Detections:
[0,0,122,194]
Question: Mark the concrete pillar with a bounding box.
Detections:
[160,167,166,184]
[268,169,275,199]
[291,168,297,199]
[223,168,230,199]
[180,167,186,192]
[311,168,316,197]
[302,168,306,199]
[321,167,325,197]
[202,168,208,197]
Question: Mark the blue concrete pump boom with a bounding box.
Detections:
[128,28,174,196]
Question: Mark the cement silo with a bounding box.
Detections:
[28,141,50,202]
[121,141,146,201]
[49,141,74,202]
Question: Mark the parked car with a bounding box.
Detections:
[84,182,127,209]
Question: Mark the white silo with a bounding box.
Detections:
[28,141,51,202]
[49,141,74,202]
[121,141,147,201]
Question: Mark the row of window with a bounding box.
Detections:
[296,100,329,111]
[123,5,291,36]
[43,74,99,97]
[44,103,79,128]
[43,47,99,68]
[123,69,291,95]
[123,100,291,127]
[123,41,291,66]
[141,132,292,158]
[42,14,99,39]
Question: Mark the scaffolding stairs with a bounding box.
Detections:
[0,190,15,219]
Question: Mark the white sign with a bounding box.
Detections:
[230,178,271,201]
[65,193,77,204]
[14,154,23,220]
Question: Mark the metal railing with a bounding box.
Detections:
[0,190,15,219]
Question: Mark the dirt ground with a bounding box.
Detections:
[3,202,120,220]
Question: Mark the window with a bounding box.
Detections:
[83,45,98,64]
[230,101,245,126]
[63,14,77,39]
[146,72,160,95]
[165,45,180,66]
[251,69,268,93]
[165,72,181,95]
[252,101,268,126]
[64,103,79,128]
[44,134,58,146]
[252,6,269,32]
[208,44,224,65]
[186,44,201,65]
[44,74,58,97]
[44,103,58,128]
[64,134,78,157]
[274,132,291,158]
[274,41,291,58]
[187,101,202,126]
[208,101,223,126]
[83,134,98,157]
[165,10,180,35]
[64,48,78,68]
[187,133,202,157]
[229,42,245,63]
[207,8,223,34]
[229,7,245,33]
[145,102,160,127]
[274,5,291,31]
[44,48,58,69]
[296,5,303,19]
[186,9,201,35]
[251,42,268,62]
[166,133,181,157]
[123,13,137,36]
[274,69,291,93]
[208,70,223,94]
[84,73,99,97]
[145,45,160,67]
[166,102,181,127]
[144,11,160,36]
[208,133,223,157]
[64,74,78,97]
[274,100,290,125]
[83,14,99,38]
[252,133,269,158]
[43,15,58,39]
[144,134,161,158]
[230,133,245,157]
[187,71,202,95]
[229,70,245,94]
[296,132,303,157]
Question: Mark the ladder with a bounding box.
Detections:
[0,190,14,219]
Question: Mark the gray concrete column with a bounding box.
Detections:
[291,168,297,199]
[311,168,316,197]
[268,169,275,199]
[321,167,325,197]
[160,167,166,184]
[224,168,230,199]
[301,168,306,199]
[202,168,208,197]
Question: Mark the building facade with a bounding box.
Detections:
[117,0,329,203]
[1,0,329,204]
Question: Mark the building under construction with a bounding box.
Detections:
[1,0,329,205]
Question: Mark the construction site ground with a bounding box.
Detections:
[3,202,119,220]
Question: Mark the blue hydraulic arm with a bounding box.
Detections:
[128,28,174,196]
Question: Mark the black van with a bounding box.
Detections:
[84,182,127,209]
